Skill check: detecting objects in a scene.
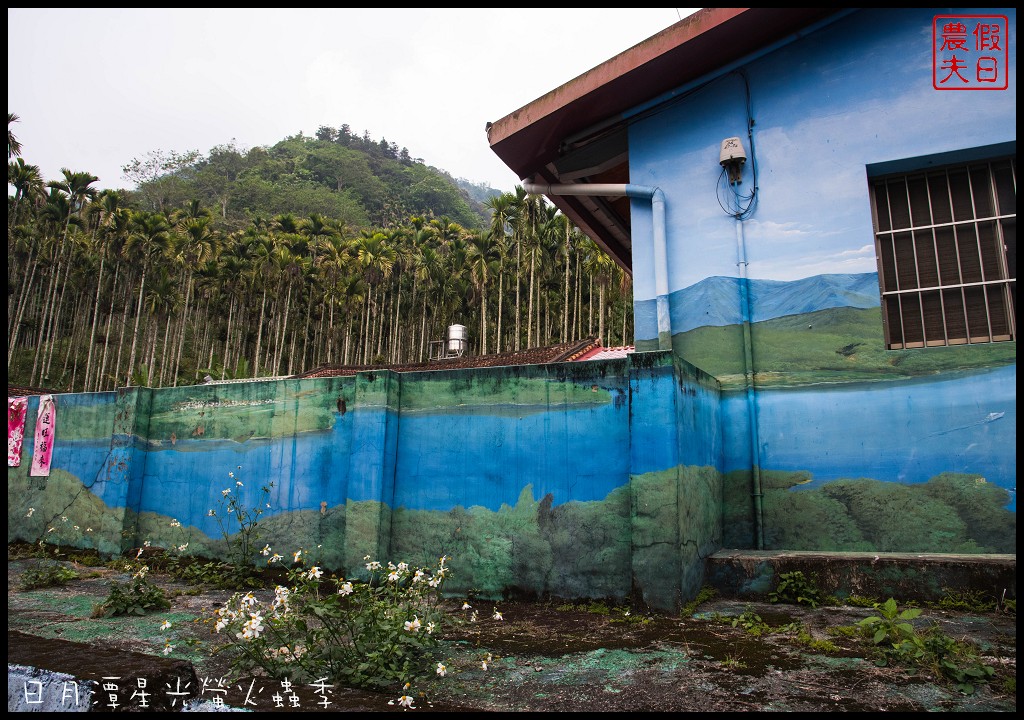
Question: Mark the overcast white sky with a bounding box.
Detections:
[9,8,699,193]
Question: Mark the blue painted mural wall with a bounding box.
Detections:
[8,354,724,609]
[624,7,1016,548]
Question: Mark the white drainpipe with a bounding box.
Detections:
[522,180,671,350]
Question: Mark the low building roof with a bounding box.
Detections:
[8,385,60,397]
[293,337,611,379]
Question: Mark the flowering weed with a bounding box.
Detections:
[210,554,454,692]
[203,467,275,588]
[92,561,171,618]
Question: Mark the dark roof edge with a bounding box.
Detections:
[293,338,604,379]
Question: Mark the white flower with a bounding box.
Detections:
[481,660,488,671]
[439,554,448,567]
[261,544,271,556]
[338,582,354,596]
[177,543,188,552]
[428,577,441,588]
[397,562,409,572]
[436,662,447,677]
[293,550,303,563]
[238,612,264,640]
[25,508,35,517]
[470,611,478,623]
[426,622,436,634]
[241,592,257,607]
[412,570,426,583]
[163,643,174,655]
[143,540,151,547]
[269,553,283,564]
[86,527,93,532]
[160,620,172,630]
[73,526,80,531]
[365,560,381,571]
[229,471,234,478]
[462,602,472,611]
[170,519,181,528]
[61,516,68,522]
[208,509,216,517]
[397,695,415,709]
[493,609,503,621]
[404,617,421,633]
[222,489,231,496]
[236,481,243,487]
[308,566,323,580]
[388,570,401,583]
[271,586,291,616]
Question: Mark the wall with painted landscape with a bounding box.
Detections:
[626,7,1016,550]
[7,354,723,610]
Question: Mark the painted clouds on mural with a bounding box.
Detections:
[630,9,1015,298]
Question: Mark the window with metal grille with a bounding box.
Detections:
[870,157,1016,349]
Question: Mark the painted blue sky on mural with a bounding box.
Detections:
[627,8,1016,301]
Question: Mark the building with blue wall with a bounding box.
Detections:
[488,7,1015,554]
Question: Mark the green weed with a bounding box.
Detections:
[92,565,171,618]
[768,571,823,608]
[20,563,79,590]
[856,598,997,695]
[682,585,718,616]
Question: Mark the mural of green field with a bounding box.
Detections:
[636,307,1015,390]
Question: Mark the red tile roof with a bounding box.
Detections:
[573,345,635,362]
[292,337,607,379]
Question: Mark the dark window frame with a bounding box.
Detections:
[869,156,1015,349]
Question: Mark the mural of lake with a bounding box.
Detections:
[723,365,1017,510]
[32,363,1015,546]
[55,395,637,537]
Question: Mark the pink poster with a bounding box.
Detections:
[30,394,56,477]
[8,396,28,467]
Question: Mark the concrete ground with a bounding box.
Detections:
[7,551,1017,712]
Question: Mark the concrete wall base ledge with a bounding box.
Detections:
[705,549,1016,603]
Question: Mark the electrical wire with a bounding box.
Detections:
[560,64,760,220]
[716,69,758,220]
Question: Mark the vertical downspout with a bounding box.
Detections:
[647,187,670,351]
[521,180,671,350]
[524,177,764,548]
[735,219,765,549]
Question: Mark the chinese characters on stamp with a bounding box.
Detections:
[934,15,1009,90]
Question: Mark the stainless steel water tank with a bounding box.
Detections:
[447,324,467,354]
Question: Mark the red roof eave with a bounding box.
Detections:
[486,8,840,182]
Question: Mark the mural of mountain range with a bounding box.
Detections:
[664,272,881,334]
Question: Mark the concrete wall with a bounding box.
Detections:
[8,353,723,611]
[626,8,1016,552]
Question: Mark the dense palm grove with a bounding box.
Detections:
[8,113,633,393]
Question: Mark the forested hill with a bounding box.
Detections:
[123,123,501,232]
[8,113,635,394]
